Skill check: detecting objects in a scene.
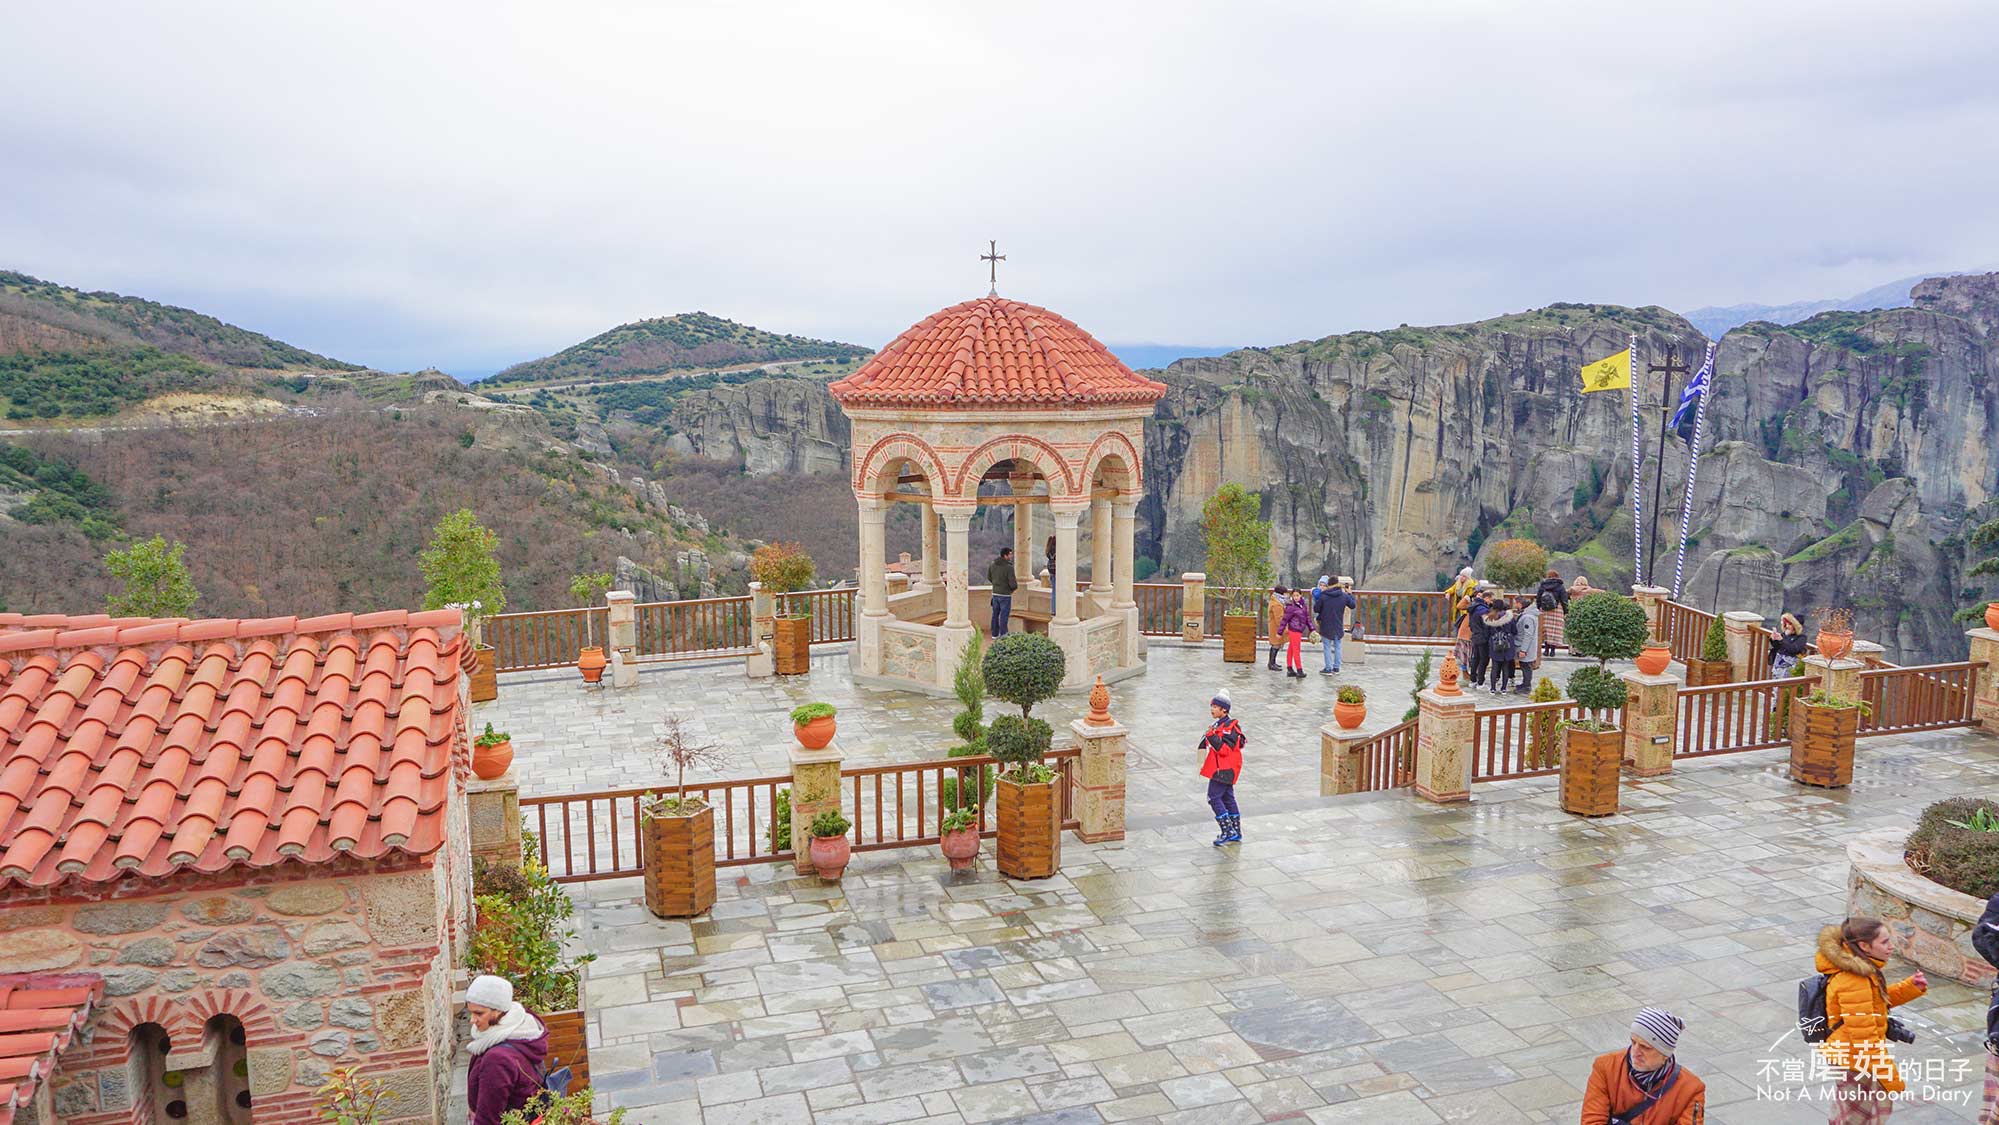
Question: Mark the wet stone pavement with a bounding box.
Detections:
[473,644,1999,1122]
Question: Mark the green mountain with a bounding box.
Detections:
[485,311,870,386]
[0,270,358,370]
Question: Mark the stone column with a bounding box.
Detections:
[1723,610,1765,682]
[467,765,523,868]
[1320,724,1366,796]
[746,581,775,678]
[1051,504,1083,625]
[941,507,973,629]
[918,503,941,592]
[606,589,638,689]
[858,496,889,618]
[1113,500,1139,610]
[1620,669,1677,777]
[1011,473,1037,586]
[1632,585,1670,641]
[1181,572,1207,643]
[1071,707,1127,843]
[1413,684,1475,803]
[1967,627,1999,736]
[1090,496,1113,602]
[1804,653,1864,701]
[788,740,843,876]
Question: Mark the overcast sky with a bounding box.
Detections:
[6,1,1996,376]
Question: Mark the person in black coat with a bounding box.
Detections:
[1466,586,1494,685]
[1767,612,1810,675]
[1314,576,1358,675]
[1973,892,1997,1099]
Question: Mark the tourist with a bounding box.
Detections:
[1281,588,1312,678]
[1316,575,1358,675]
[1467,584,1495,686]
[988,547,1018,636]
[1768,613,1810,676]
[1570,574,1596,600]
[1535,568,1569,657]
[1971,891,1997,1124]
[1198,689,1244,845]
[1815,917,1928,1122]
[1447,566,1477,627]
[1484,595,1518,694]
[1514,595,1541,695]
[1266,585,1288,670]
[465,974,550,1125]
[1580,1007,1707,1124]
[1044,534,1057,590]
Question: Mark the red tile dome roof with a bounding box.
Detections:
[829,297,1168,409]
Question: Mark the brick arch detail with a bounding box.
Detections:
[94,989,280,1054]
[952,435,1079,499]
[852,434,952,496]
[1081,431,1142,493]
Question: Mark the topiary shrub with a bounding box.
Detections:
[1700,615,1728,662]
[1402,649,1432,723]
[1566,665,1628,716]
[987,713,1054,781]
[1904,796,1999,899]
[1527,676,1565,768]
[1484,538,1549,591]
[1566,592,1649,670]
[983,633,1065,719]
[943,633,992,810]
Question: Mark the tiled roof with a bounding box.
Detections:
[0,973,103,1125]
[829,297,1168,409]
[0,610,467,889]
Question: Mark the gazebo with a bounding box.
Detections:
[829,295,1167,696]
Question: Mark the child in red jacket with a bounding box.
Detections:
[1200,690,1244,845]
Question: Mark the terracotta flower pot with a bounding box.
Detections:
[578,646,608,683]
[809,833,850,881]
[1634,643,1672,677]
[1333,701,1365,730]
[794,715,836,750]
[1985,602,1999,632]
[939,826,980,871]
[1816,630,1853,661]
[472,738,513,780]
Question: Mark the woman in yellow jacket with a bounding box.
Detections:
[1816,917,1927,1122]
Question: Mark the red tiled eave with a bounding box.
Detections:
[828,297,1168,409]
[0,973,102,1125]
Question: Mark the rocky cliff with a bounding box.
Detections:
[663,276,1999,663]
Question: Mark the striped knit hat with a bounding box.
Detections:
[1211,689,1232,712]
[1630,1007,1684,1055]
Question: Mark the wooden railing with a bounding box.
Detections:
[1676,675,1819,757]
[1349,720,1416,792]
[1659,601,1715,666]
[634,596,753,660]
[842,747,1080,854]
[486,608,609,672]
[1471,699,1608,781]
[489,586,859,672]
[1134,582,1180,636]
[1353,591,1453,642]
[1858,661,1978,735]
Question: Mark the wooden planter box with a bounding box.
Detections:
[541,1002,591,1094]
[1220,614,1259,663]
[996,775,1061,879]
[469,645,498,702]
[641,804,716,918]
[1790,700,1858,788]
[1560,726,1622,817]
[774,615,812,675]
[1686,657,1731,687]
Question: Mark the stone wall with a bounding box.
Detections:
[1846,827,1997,988]
[2,853,462,1125]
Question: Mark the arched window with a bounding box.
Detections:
[141,1015,251,1123]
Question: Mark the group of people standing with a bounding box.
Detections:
[1446,566,1584,695]
[1265,575,1359,677]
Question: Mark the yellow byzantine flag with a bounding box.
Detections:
[1580,348,1632,393]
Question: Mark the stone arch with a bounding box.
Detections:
[1081,431,1142,493]
[952,435,1078,499]
[853,433,950,497]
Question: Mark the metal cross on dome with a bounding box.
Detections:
[980,240,1005,296]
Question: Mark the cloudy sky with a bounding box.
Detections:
[6,1,1996,376]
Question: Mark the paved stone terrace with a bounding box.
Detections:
[471,646,1999,1123]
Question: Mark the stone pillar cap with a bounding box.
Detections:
[1418,685,1477,708]
[1182,572,1207,582]
[1802,653,1866,671]
[1967,626,1999,642]
[1619,668,1679,686]
[1071,715,1128,738]
[1632,585,1670,596]
[788,742,843,766]
[606,589,636,604]
[1722,610,1766,622]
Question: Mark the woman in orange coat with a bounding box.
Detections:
[1265,587,1287,671]
[1816,918,1927,1122]
[1580,1007,1706,1124]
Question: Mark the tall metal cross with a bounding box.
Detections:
[1643,342,1692,582]
[980,240,1005,296]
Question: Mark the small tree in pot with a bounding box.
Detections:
[1687,614,1732,685]
[1201,484,1274,662]
[419,508,505,700]
[751,541,817,674]
[1789,686,1869,789]
[808,808,852,880]
[569,571,613,683]
[983,633,1066,878]
[1559,592,1648,816]
[941,632,994,815]
[639,714,725,917]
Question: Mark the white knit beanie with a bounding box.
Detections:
[466,974,514,1010]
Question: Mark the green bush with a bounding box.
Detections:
[104,534,200,618]
[1566,665,1628,714]
[769,787,792,853]
[1904,797,1999,899]
[1402,649,1432,723]
[943,634,992,811]
[809,809,850,838]
[1566,592,1649,669]
[1484,538,1548,591]
[419,508,505,624]
[983,633,1065,718]
[1336,684,1365,705]
[466,843,592,1012]
[790,702,836,725]
[987,713,1053,776]
[1528,676,1564,768]
[1701,615,1728,662]
[750,541,816,617]
[1200,483,1274,615]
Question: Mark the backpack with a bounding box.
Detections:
[1797,974,1843,1043]
[1537,588,1559,611]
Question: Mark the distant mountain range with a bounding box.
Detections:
[1685,272,1975,338]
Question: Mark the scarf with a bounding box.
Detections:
[467,1002,542,1056]
[1626,1047,1677,1094]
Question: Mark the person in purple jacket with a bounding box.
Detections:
[464,974,549,1125]
[1280,588,1313,678]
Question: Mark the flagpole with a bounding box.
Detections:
[1627,332,1643,586]
[1669,342,1718,599]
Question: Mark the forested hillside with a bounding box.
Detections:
[0,271,356,369]
[485,311,869,385]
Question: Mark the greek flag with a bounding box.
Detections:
[1669,350,1715,430]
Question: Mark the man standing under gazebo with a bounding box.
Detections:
[988,546,1018,636]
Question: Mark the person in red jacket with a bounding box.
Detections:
[1199,690,1244,845]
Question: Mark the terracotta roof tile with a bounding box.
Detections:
[0,613,467,889]
[0,973,102,1125]
[829,297,1168,409]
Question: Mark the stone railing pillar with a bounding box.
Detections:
[1620,669,1677,777]
[1632,585,1670,641]
[1319,724,1366,796]
[1803,653,1864,701]
[746,581,775,678]
[1723,610,1764,681]
[1070,688,1127,842]
[886,572,911,599]
[788,739,843,876]
[467,766,522,868]
[1964,627,1999,736]
[1413,679,1475,804]
[1181,572,1207,643]
[606,589,637,688]
[1849,639,1887,668]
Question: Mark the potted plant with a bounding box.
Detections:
[808,808,852,880]
[1200,484,1274,662]
[1333,684,1366,730]
[942,633,994,814]
[503,1090,627,1125]
[939,806,980,871]
[1559,592,1648,817]
[984,633,1066,878]
[1526,676,1565,770]
[791,702,837,749]
[472,723,514,780]
[468,834,597,1092]
[638,714,725,918]
[1789,687,1868,788]
[419,509,506,702]
[569,571,613,683]
[1814,606,1855,660]
[750,542,816,674]
[1634,640,1672,677]
[1687,614,1732,686]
